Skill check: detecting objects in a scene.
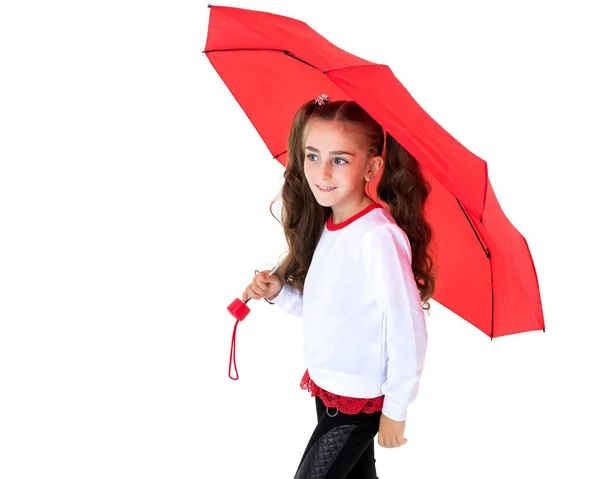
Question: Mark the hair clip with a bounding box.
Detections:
[314,93,331,105]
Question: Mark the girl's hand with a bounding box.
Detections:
[377,414,408,448]
[242,270,283,302]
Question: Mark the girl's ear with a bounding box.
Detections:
[367,155,384,180]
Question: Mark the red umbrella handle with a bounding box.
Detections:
[226,264,280,380]
[227,297,251,380]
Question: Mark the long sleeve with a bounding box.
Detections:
[362,224,428,422]
[271,281,303,317]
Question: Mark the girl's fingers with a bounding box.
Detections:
[253,279,269,293]
[244,287,258,300]
[243,272,275,301]
[377,435,406,448]
[251,284,265,298]
[256,272,277,289]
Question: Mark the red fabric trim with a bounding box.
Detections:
[326,203,384,231]
[300,369,384,414]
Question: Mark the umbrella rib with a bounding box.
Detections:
[202,48,374,73]
[456,198,494,339]
[202,48,323,72]
[282,50,318,70]
[456,198,489,259]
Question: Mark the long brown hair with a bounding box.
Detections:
[269,99,436,311]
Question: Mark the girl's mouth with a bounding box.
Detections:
[317,185,336,192]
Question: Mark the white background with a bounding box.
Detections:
[1,0,599,477]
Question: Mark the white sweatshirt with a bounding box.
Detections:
[272,203,428,422]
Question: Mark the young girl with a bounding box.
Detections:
[242,94,435,479]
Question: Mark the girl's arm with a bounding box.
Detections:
[361,224,428,423]
[270,281,303,318]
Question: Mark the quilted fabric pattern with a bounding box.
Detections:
[294,424,357,479]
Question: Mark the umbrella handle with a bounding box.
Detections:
[227,263,281,380]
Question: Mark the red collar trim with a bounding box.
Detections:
[326,203,384,231]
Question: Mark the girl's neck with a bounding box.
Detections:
[330,195,377,225]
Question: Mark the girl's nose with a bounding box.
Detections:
[320,162,332,180]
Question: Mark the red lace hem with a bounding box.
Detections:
[300,369,384,414]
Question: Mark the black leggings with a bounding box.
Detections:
[293,396,381,478]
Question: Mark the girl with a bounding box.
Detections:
[243,94,435,478]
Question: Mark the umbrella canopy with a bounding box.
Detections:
[204,4,545,339]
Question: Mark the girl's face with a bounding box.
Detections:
[303,119,377,212]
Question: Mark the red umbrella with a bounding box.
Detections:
[205,4,545,344]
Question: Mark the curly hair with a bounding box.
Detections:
[269,99,436,312]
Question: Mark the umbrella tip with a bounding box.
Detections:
[207,3,211,7]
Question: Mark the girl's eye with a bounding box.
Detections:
[305,154,347,165]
